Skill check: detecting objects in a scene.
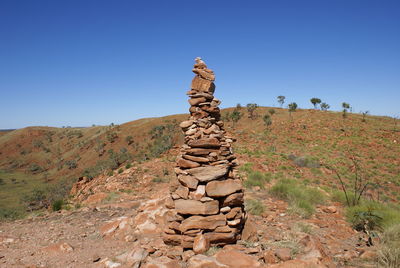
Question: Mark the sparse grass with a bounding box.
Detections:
[378,224,400,268]
[245,199,265,215]
[293,222,313,234]
[244,171,271,189]
[205,246,221,256]
[270,178,326,218]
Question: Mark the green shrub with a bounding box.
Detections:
[52,199,64,211]
[244,171,271,189]
[125,163,132,169]
[245,199,265,215]
[118,168,123,174]
[0,208,22,220]
[29,163,43,174]
[270,178,326,218]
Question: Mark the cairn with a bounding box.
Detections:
[163,57,245,252]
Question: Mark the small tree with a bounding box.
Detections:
[320,102,330,111]
[125,135,134,145]
[361,111,369,122]
[236,103,242,110]
[310,98,321,109]
[342,102,350,119]
[277,96,285,107]
[263,114,272,127]
[246,103,258,119]
[230,109,242,128]
[288,102,298,119]
[268,108,276,116]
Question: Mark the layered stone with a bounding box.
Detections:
[164,57,245,249]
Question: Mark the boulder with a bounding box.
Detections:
[175,199,219,215]
[186,165,228,182]
[205,179,242,197]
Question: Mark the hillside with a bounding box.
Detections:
[1,107,400,267]
[1,107,399,217]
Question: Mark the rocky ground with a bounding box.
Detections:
[0,159,378,268]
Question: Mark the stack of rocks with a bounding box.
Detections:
[163,57,245,252]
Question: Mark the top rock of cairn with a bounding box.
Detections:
[163,58,245,251]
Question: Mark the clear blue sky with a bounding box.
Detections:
[1,0,399,129]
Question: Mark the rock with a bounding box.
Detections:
[180,120,194,129]
[275,248,291,261]
[177,158,201,168]
[214,249,262,268]
[187,254,227,268]
[41,242,74,254]
[241,217,257,242]
[193,68,215,81]
[182,250,195,262]
[191,76,215,93]
[188,138,221,148]
[222,193,244,207]
[189,97,207,106]
[183,154,209,163]
[142,256,182,268]
[205,179,242,197]
[186,165,228,182]
[263,250,277,264]
[205,231,237,245]
[322,206,337,213]
[192,185,206,200]
[186,148,219,156]
[176,185,189,199]
[180,214,226,232]
[193,234,210,254]
[220,206,231,213]
[175,199,219,215]
[268,259,325,268]
[178,175,198,190]
[225,207,242,220]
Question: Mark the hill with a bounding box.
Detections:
[0,107,399,217]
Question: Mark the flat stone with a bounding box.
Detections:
[193,68,215,81]
[215,249,262,268]
[189,97,207,106]
[225,207,242,220]
[186,148,219,156]
[222,192,244,207]
[183,154,209,163]
[206,179,242,197]
[204,231,237,246]
[178,175,198,190]
[191,76,215,93]
[180,214,226,232]
[188,138,220,148]
[193,185,206,200]
[174,199,219,215]
[180,120,194,129]
[187,255,226,268]
[186,165,228,182]
[177,158,201,168]
[275,248,291,261]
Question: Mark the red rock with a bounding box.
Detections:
[204,231,237,246]
[268,259,325,268]
[205,179,242,197]
[183,154,209,163]
[41,242,74,254]
[222,192,244,207]
[241,217,257,242]
[191,76,215,93]
[189,97,207,106]
[186,165,228,182]
[322,206,337,213]
[176,185,189,199]
[180,214,226,232]
[192,185,206,200]
[178,175,198,189]
[188,138,220,148]
[275,248,291,261]
[187,254,226,268]
[180,120,194,129]
[142,256,182,268]
[263,250,277,264]
[214,249,262,267]
[193,234,210,254]
[192,68,215,81]
[174,199,219,215]
[177,158,201,168]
